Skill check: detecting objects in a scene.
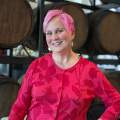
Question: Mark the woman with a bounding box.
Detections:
[9,9,120,120]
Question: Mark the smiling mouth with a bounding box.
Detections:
[52,41,63,47]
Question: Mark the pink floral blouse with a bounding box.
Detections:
[9,53,120,120]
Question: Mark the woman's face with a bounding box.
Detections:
[45,16,75,53]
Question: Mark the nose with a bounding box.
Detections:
[51,33,59,40]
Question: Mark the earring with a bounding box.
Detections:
[48,47,52,51]
[71,42,74,47]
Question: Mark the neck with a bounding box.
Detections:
[52,50,79,69]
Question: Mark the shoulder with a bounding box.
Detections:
[24,53,52,79]
[80,56,97,69]
[79,56,102,76]
[31,53,52,66]
[80,56,105,80]
[26,53,52,72]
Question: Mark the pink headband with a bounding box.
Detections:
[43,9,75,33]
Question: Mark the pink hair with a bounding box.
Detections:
[43,9,75,33]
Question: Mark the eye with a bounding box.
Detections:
[46,31,52,36]
[56,28,64,34]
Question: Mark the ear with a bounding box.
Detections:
[71,31,75,40]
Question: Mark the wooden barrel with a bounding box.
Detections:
[0,0,33,49]
[89,9,120,53]
[0,76,20,117]
[44,2,89,52]
[22,1,38,50]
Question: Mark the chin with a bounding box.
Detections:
[51,46,69,53]
[52,49,67,53]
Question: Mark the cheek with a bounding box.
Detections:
[59,33,68,39]
[46,36,51,43]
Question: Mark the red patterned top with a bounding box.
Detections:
[9,53,120,120]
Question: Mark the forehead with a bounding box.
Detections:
[45,17,65,31]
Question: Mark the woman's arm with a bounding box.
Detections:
[89,64,120,120]
[8,62,35,120]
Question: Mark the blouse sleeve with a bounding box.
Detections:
[8,61,36,120]
[89,63,120,120]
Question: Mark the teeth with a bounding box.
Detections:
[52,41,63,46]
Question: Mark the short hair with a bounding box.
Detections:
[43,9,75,33]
